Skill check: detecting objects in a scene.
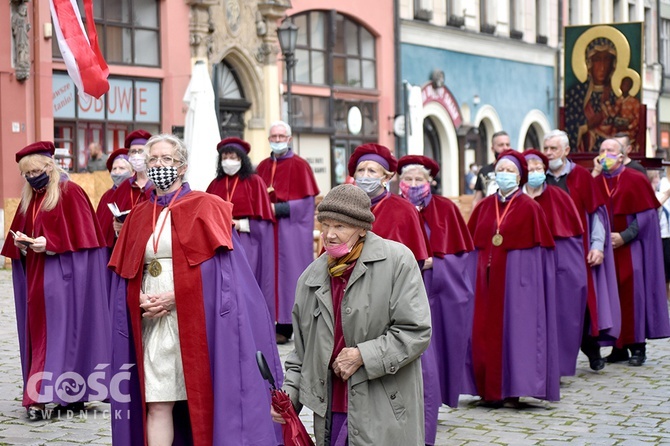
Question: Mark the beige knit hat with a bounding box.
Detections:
[317,184,375,230]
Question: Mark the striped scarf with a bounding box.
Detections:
[327,239,365,277]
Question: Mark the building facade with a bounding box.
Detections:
[399,0,560,196]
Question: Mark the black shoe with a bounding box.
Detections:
[54,402,86,413]
[589,357,605,371]
[276,333,289,345]
[605,347,629,363]
[27,405,45,421]
[629,350,646,366]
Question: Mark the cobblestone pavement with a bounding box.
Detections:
[0,268,669,445]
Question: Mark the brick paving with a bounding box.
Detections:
[0,268,668,445]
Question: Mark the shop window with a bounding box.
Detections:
[52,72,161,172]
[52,0,159,67]
[291,96,330,130]
[290,11,376,90]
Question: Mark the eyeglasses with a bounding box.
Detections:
[21,168,46,178]
[147,155,182,167]
[128,148,145,156]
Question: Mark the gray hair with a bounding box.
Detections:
[145,134,189,166]
[603,138,626,155]
[269,120,292,137]
[399,164,433,182]
[543,129,569,149]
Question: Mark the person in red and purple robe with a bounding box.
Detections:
[257,121,319,344]
[112,129,155,236]
[593,138,670,366]
[397,155,474,444]
[523,149,588,377]
[348,143,430,263]
[96,148,133,248]
[543,129,620,370]
[207,137,275,316]
[465,149,559,407]
[109,134,282,445]
[2,141,111,420]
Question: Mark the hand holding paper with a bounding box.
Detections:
[107,202,131,222]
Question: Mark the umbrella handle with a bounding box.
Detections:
[256,351,277,390]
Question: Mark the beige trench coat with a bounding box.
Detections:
[283,232,432,446]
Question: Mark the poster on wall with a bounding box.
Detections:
[563,22,644,154]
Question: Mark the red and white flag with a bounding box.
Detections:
[49,0,109,99]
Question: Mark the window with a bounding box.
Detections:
[53,0,160,66]
[52,72,161,172]
[591,0,600,23]
[613,0,623,22]
[661,19,670,74]
[291,96,329,130]
[291,11,376,89]
[414,0,433,21]
[645,7,652,62]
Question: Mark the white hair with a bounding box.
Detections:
[399,164,433,182]
[269,120,292,137]
[543,129,569,149]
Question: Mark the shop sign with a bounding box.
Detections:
[52,73,160,123]
[421,83,462,129]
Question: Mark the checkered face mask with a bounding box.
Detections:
[147,166,180,191]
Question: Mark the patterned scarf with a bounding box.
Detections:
[328,238,365,277]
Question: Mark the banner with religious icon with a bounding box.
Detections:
[563,23,644,154]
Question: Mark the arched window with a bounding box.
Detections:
[213,60,250,138]
[523,125,541,150]
[290,11,376,89]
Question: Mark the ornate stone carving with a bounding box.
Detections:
[11,0,31,81]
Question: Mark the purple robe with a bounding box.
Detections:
[422,253,475,408]
[619,210,670,342]
[590,206,621,340]
[553,237,588,376]
[12,248,111,405]
[276,196,315,324]
[464,247,560,401]
[238,219,275,313]
[110,230,283,445]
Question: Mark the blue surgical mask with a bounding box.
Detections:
[270,142,289,155]
[527,172,546,188]
[495,171,519,194]
[355,177,383,197]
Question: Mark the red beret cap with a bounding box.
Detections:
[106,148,130,172]
[348,143,398,177]
[397,155,440,178]
[522,149,549,171]
[217,137,251,154]
[16,141,55,163]
[495,149,528,186]
[124,129,152,149]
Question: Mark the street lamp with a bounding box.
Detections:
[277,20,298,127]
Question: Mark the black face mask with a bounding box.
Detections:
[27,172,50,191]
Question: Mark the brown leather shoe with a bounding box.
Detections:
[276,333,289,345]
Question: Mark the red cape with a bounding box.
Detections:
[596,168,660,348]
[108,191,233,445]
[2,180,106,259]
[371,193,430,261]
[596,168,660,217]
[467,191,554,400]
[206,174,274,220]
[257,152,319,202]
[96,186,117,248]
[566,164,605,217]
[420,195,473,257]
[533,185,585,238]
[113,176,154,213]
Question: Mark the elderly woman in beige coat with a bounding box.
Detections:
[273,184,432,445]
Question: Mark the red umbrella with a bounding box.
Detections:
[256,351,315,446]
